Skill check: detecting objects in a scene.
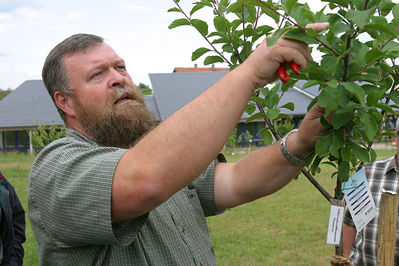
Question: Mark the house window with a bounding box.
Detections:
[4,131,15,149]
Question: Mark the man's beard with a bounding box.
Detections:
[73,86,156,148]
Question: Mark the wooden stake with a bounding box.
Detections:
[377,191,399,266]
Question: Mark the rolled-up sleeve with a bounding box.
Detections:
[191,154,226,217]
[29,140,147,248]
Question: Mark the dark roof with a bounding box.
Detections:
[0,80,63,129]
[0,73,320,130]
[144,95,161,121]
[0,80,161,130]
[149,71,229,121]
[149,71,318,121]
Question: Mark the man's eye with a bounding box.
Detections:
[91,71,103,79]
[116,66,126,71]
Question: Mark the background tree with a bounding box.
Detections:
[137,82,153,95]
[31,124,66,154]
[0,88,12,101]
[169,0,399,262]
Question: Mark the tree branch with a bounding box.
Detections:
[254,0,341,56]
[173,1,233,65]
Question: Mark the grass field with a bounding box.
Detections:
[0,147,396,265]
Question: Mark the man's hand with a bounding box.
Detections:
[239,22,329,89]
[287,103,327,159]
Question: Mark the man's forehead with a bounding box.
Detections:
[64,43,123,67]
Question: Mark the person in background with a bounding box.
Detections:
[0,172,25,266]
[29,22,329,265]
[343,119,399,265]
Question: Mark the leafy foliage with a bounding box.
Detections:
[169,0,399,189]
[226,127,254,147]
[31,124,66,153]
[0,88,12,101]
[137,83,153,95]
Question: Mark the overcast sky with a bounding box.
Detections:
[0,0,392,90]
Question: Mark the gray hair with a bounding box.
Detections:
[42,33,104,122]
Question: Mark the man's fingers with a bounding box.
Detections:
[305,22,329,33]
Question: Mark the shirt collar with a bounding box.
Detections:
[383,154,399,175]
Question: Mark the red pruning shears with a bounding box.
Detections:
[278,62,300,83]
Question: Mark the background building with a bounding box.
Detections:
[0,70,320,154]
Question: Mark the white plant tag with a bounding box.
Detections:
[342,168,376,232]
[326,199,344,245]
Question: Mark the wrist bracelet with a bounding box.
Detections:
[280,129,306,166]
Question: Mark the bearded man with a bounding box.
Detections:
[29,23,329,265]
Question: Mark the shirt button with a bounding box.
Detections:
[181,227,185,233]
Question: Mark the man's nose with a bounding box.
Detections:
[109,68,126,89]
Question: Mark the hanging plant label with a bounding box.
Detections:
[326,199,344,245]
[342,168,376,232]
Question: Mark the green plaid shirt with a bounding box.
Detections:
[28,129,224,265]
[344,155,399,265]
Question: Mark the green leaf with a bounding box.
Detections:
[168,18,190,29]
[262,129,274,145]
[250,96,265,103]
[167,7,181,13]
[321,55,341,74]
[315,135,332,156]
[280,102,295,111]
[393,4,399,21]
[265,89,280,108]
[347,142,370,162]
[256,25,274,36]
[191,19,208,36]
[266,108,280,120]
[284,0,298,15]
[304,62,330,81]
[356,73,382,83]
[283,28,318,44]
[375,103,395,115]
[338,161,350,181]
[364,23,398,38]
[190,4,206,16]
[366,89,385,106]
[342,82,365,106]
[226,1,243,13]
[318,86,339,115]
[247,112,267,122]
[280,79,297,92]
[218,0,230,12]
[222,44,233,53]
[359,112,378,141]
[365,49,385,64]
[370,149,377,162]
[331,104,355,129]
[329,133,340,158]
[191,47,211,61]
[341,146,352,161]
[246,103,256,115]
[302,80,321,89]
[214,16,231,33]
[266,27,290,46]
[290,4,314,26]
[346,9,373,28]
[203,55,224,65]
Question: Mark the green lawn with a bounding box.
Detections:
[0,147,396,265]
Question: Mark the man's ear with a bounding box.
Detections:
[54,91,76,118]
